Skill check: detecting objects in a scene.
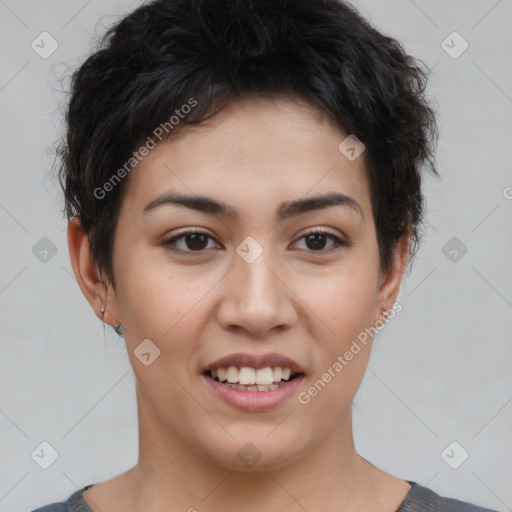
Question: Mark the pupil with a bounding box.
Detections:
[307,233,325,250]
[187,233,207,250]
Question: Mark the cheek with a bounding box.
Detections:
[114,256,208,409]
[294,267,377,423]
[118,274,202,340]
[113,241,200,324]
[293,258,380,342]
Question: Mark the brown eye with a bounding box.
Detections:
[162,231,218,253]
[305,233,328,251]
[295,230,348,252]
[162,229,349,256]
[183,233,208,250]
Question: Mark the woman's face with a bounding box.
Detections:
[92,96,405,470]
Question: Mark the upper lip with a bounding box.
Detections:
[203,352,305,374]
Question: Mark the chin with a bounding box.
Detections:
[199,429,310,472]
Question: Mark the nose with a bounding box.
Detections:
[215,246,299,336]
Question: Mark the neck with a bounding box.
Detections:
[112,392,378,512]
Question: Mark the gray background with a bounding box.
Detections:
[0,0,511,510]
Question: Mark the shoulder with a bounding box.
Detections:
[30,484,95,512]
[30,504,67,512]
[399,481,500,512]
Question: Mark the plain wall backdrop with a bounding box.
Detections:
[0,0,511,510]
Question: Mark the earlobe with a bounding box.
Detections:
[67,217,121,326]
[376,235,409,320]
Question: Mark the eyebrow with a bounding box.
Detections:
[142,190,364,222]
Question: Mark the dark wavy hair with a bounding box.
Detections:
[57,0,438,329]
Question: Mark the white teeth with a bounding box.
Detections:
[256,367,274,385]
[239,367,256,385]
[226,366,238,383]
[223,382,283,392]
[217,367,227,382]
[209,365,296,387]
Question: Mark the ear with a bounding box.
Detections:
[375,235,409,322]
[67,217,121,326]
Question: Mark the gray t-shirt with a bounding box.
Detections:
[30,481,499,512]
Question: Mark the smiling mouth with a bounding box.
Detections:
[204,366,303,392]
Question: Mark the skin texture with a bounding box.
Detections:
[68,95,411,511]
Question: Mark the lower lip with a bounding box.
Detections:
[201,374,305,411]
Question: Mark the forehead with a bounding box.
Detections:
[119,95,371,222]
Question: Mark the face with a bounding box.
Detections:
[73,95,405,472]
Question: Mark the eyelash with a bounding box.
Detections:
[161,229,350,255]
